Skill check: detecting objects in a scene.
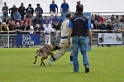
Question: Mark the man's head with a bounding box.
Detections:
[66,13,71,18]
[76,5,83,13]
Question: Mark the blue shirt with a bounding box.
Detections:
[61,3,69,11]
[50,4,58,12]
[68,20,92,30]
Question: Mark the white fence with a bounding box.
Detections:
[0,30,124,48]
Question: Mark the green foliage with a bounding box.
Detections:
[0,47,124,82]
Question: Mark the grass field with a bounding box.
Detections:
[0,47,124,82]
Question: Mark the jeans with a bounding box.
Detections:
[72,36,89,72]
[61,11,68,21]
[2,13,8,21]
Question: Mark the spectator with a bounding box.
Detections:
[110,14,115,24]
[9,5,18,20]
[91,14,95,24]
[120,15,124,23]
[68,6,92,73]
[52,14,62,40]
[0,22,9,48]
[35,3,43,19]
[26,4,34,19]
[95,14,100,22]
[98,15,104,23]
[13,9,21,22]
[34,24,41,34]
[92,20,100,30]
[42,16,49,24]
[22,22,30,34]
[43,20,55,44]
[106,19,114,32]
[32,14,42,26]
[60,0,70,21]
[29,26,34,34]
[18,3,26,20]
[113,20,122,33]
[76,1,83,11]
[115,15,120,22]
[49,0,58,17]
[13,22,22,34]
[2,2,8,22]
[8,19,15,31]
[24,15,33,26]
[0,22,9,31]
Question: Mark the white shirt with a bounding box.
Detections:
[43,24,55,33]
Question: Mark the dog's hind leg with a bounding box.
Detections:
[40,58,45,66]
[33,56,37,64]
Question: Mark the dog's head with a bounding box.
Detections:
[50,42,60,51]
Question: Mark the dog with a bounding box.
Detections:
[33,43,60,66]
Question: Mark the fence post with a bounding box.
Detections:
[7,32,9,48]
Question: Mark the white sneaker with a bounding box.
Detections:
[49,58,53,66]
[70,61,73,65]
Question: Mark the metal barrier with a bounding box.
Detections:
[0,30,124,48]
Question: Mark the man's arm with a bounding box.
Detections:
[68,20,73,42]
[87,29,92,46]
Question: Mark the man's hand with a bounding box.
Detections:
[68,38,70,45]
[89,40,92,46]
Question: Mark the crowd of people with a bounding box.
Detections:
[0,0,124,45]
[91,14,124,32]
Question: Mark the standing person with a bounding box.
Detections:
[49,13,72,65]
[76,1,83,10]
[68,6,92,73]
[35,3,43,19]
[9,5,18,20]
[60,0,69,21]
[2,2,8,22]
[18,3,26,20]
[13,9,21,22]
[26,4,34,19]
[49,0,58,17]
[43,20,55,45]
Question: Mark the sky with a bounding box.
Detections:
[0,0,124,15]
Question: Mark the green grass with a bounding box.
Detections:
[0,47,124,82]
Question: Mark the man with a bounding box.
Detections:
[76,1,83,10]
[49,13,72,65]
[60,0,70,21]
[68,6,92,73]
[52,14,62,40]
[35,3,43,19]
[49,0,58,17]
[26,4,34,19]
[2,2,8,22]
[9,5,18,20]
[18,3,26,20]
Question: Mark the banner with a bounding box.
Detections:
[98,33,122,44]
[16,34,41,46]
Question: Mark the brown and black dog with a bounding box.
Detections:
[33,43,60,66]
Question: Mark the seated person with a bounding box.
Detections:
[22,22,30,34]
